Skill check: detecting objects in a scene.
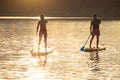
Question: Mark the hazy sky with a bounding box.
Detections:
[0,0,120,17]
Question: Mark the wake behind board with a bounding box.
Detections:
[30,48,53,56]
[84,47,106,52]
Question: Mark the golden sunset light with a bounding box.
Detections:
[0,0,120,80]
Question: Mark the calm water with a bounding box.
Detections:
[0,19,120,80]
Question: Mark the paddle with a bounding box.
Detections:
[80,35,91,51]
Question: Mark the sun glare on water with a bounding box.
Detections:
[25,68,49,80]
[33,37,38,52]
[32,36,45,52]
[32,36,52,52]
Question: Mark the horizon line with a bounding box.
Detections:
[0,16,91,20]
[0,16,120,20]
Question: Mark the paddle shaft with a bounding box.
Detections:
[83,35,91,47]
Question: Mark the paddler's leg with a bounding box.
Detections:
[38,33,42,51]
[96,29,100,48]
[89,35,94,48]
[96,35,99,48]
[44,32,47,51]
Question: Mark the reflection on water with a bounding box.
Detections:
[89,51,99,60]
[0,19,120,80]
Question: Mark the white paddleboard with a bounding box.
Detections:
[30,48,53,56]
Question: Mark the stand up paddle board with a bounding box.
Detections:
[30,48,53,56]
[84,47,106,52]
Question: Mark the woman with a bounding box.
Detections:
[36,14,48,51]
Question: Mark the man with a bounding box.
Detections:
[89,14,101,48]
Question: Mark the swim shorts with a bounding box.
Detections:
[91,29,100,36]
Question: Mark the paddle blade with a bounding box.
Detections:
[80,46,85,51]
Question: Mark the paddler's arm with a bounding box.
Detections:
[36,21,40,35]
[90,23,92,34]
